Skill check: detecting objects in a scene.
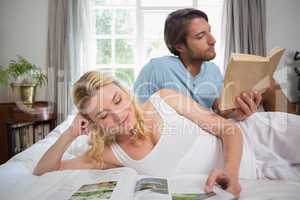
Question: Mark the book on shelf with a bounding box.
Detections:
[219,47,285,111]
[43,168,236,200]
[44,124,50,136]
[7,119,53,157]
[34,124,50,142]
[9,122,34,154]
[14,129,20,153]
[34,124,44,142]
[20,128,26,149]
[9,122,51,155]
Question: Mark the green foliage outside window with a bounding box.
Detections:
[96,10,112,35]
[97,39,112,64]
[115,9,134,34]
[116,39,134,64]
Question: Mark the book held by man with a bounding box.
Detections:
[219,47,285,111]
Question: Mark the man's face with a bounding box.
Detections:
[179,17,216,61]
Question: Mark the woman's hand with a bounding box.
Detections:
[33,114,91,176]
[67,114,90,138]
[204,169,241,197]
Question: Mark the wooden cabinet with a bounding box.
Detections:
[0,102,56,164]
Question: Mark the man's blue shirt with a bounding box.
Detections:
[133,56,223,108]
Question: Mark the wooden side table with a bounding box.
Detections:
[11,102,56,130]
[0,102,56,163]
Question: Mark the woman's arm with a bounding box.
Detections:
[158,89,242,173]
[158,89,242,196]
[33,115,91,176]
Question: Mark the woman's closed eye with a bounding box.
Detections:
[97,111,108,120]
[114,95,122,104]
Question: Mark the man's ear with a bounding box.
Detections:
[175,43,186,54]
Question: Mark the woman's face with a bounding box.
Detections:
[84,83,136,135]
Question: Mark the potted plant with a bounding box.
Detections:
[0,56,47,104]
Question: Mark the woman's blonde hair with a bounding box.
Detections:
[73,71,147,165]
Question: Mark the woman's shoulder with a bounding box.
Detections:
[141,89,180,113]
[141,93,160,119]
[142,89,179,104]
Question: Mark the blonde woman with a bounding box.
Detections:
[34,71,300,197]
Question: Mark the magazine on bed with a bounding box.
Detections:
[61,167,236,200]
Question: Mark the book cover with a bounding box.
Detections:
[219,47,285,111]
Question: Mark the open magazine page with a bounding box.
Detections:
[168,174,237,200]
[32,167,137,200]
[134,175,170,200]
[134,174,236,200]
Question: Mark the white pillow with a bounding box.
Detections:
[7,115,90,172]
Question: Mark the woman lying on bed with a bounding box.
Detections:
[33,71,300,197]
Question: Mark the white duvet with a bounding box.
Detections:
[0,115,299,200]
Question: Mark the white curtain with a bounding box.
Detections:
[70,0,96,77]
[220,0,266,71]
[47,0,95,123]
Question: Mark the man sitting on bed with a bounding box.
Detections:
[134,8,262,121]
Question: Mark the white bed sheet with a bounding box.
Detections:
[0,115,299,200]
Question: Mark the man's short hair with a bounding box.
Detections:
[164,8,208,56]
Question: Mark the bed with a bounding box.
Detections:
[0,115,299,200]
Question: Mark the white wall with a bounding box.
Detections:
[266,0,300,104]
[0,0,48,102]
[266,0,300,52]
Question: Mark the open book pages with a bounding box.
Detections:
[219,47,285,111]
[40,167,236,200]
[134,174,237,200]
[28,168,136,200]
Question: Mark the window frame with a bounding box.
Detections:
[92,0,224,79]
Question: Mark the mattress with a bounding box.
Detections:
[0,115,299,200]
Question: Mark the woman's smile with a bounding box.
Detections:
[120,114,129,126]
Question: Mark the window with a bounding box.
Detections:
[89,0,224,85]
